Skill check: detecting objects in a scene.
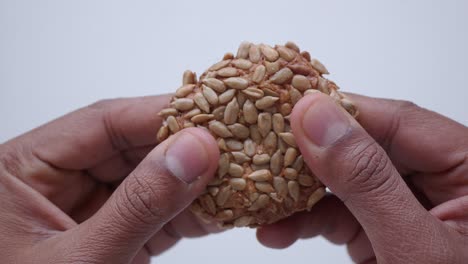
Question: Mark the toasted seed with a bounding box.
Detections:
[261,45,279,61]
[253,154,271,165]
[250,124,262,144]
[209,60,231,71]
[255,182,275,193]
[158,108,178,117]
[218,138,228,151]
[288,181,300,202]
[224,98,239,125]
[278,136,288,153]
[272,113,285,133]
[156,125,169,142]
[341,98,358,117]
[184,121,195,128]
[201,85,218,105]
[234,215,253,227]
[223,52,234,60]
[176,84,196,97]
[310,58,329,74]
[289,87,302,105]
[185,108,201,119]
[215,209,234,220]
[263,131,277,153]
[232,151,251,163]
[208,187,219,196]
[242,86,264,99]
[249,44,261,63]
[209,120,233,137]
[329,89,341,102]
[284,147,298,167]
[317,77,329,94]
[269,192,283,202]
[252,65,266,83]
[277,46,296,61]
[251,164,269,171]
[255,96,279,110]
[243,100,258,124]
[228,163,244,177]
[182,70,196,85]
[200,195,216,215]
[273,176,288,197]
[236,92,247,108]
[262,86,280,97]
[218,89,236,105]
[166,116,180,133]
[171,98,195,111]
[292,75,312,91]
[194,93,210,113]
[212,106,226,120]
[191,113,214,124]
[218,153,230,177]
[226,139,243,150]
[292,155,304,171]
[285,41,300,52]
[224,77,249,90]
[280,103,292,116]
[248,169,272,181]
[244,139,257,157]
[265,60,281,74]
[301,51,311,61]
[298,174,315,187]
[304,89,320,96]
[270,150,283,175]
[248,194,269,211]
[284,168,298,180]
[203,78,226,93]
[217,67,239,77]
[232,58,253,69]
[288,64,310,75]
[257,113,272,137]
[307,188,326,210]
[216,186,232,206]
[229,178,247,191]
[228,123,249,139]
[270,68,293,84]
[236,41,251,59]
[279,132,297,147]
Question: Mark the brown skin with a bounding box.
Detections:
[257,93,468,263]
[0,95,221,264]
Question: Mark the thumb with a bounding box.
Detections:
[290,93,443,258]
[66,127,219,263]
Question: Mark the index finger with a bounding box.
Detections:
[346,93,468,174]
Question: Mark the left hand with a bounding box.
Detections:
[0,95,221,264]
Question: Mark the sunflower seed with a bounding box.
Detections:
[215,209,234,221]
[250,125,262,144]
[205,72,217,78]
[244,139,257,157]
[209,120,233,138]
[249,192,260,202]
[272,113,285,133]
[236,92,247,108]
[248,194,269,211]
[304,89,320,96]
[203,78,226,93]
[184,122,195,128]
[310,58,329,75]
[289,87,302,105]
[236,41,251,59]
[255,182,275,193]
[263,132,277,154]
[208,187,219,196]
[182,70,196,85]
[218,138,228,151]
[257,113,272,137]
[217,67,239,77]
[191,113,214,123]
[232,151,251,163]
[209,60,231,71]
[212,106,226,120]
[341,98,358,117]
[317,77,329,94]
[232,58,253,70]
[224,77,249,90]
[265,60,281,74]
[253,154,271,165]
[255,96,279,110]
[284,168,298,180]
[252,65,266,83]
[288,180,300,202]
[243,99,258,124]
[279,132,297,147]
[228,163,244,177]
[270,149,283,175]
[158,108,178,117]
[156,125,169,142]
[292,75,311,91]
[200,194,216,215]
[285,41,300,52]
[223,98,239,125]
[228,123,249,139]
[269,192,283,202]
[216,186,232,206]
[301,51,311,61]
[242,86,264,99]
[166,116,180,133]
[194,93,210,113]
[234,215,253,227]
[278,136,288,153]
[287,64,310,75]
[277,46,296,61]
[229,178,247,191]
[329,89,341,102]
[226,139,243,150]
[284,147,298,167]
[175,84,196,97]
[260,45,279,61]
[292,155,304,171]
[270,68,293,84]
[251,164,269,171]
[218,89,236,105]
[171,98,195,111]
[202,85,219,105]
[307,188,326,210]
[298,174,315,187]
[249,44,261,63]
[262,86,280,97]
[248,169,272,181]
[273,176,288,197]
[280,103,292,116]
[218,153,230,177]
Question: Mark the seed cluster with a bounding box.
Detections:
[157,42,358,228]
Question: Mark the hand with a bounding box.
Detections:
[257,93,468,263]
[0,96,220,264]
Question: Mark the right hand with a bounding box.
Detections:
[257,93,468,263]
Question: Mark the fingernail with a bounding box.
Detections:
[301,96,350,147]
[165,131,210,184]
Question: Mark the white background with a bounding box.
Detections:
[1,1,467,263]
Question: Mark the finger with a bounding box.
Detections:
[291,93,443,261]
[346,93,468,174]
[256,195,360,248]
[62,128,219,263]
[346,227,375,264]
